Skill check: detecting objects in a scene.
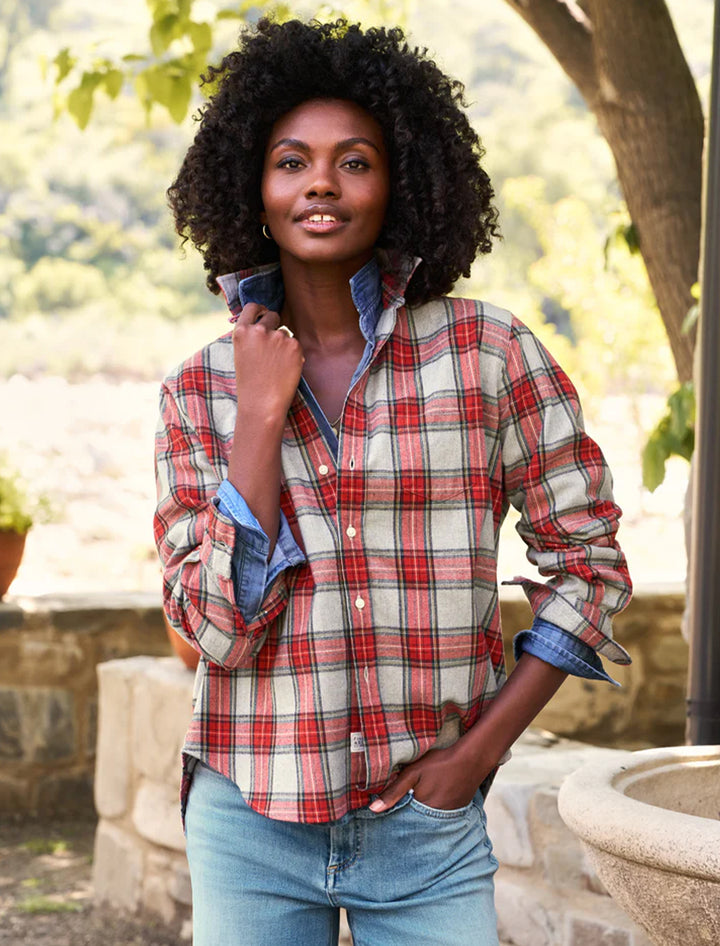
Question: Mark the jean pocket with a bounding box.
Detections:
[408,794,477,820]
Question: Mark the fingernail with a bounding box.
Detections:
[369,799,385,812]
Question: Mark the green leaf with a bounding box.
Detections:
[143,67,174,106]
[53,48,77,84]
[188,21,212,54]
[102,69,124,100]
[150,14,179,56]
[167,74,192,122]
[177,0,193,24]
[667,382,695,442]
[67,87,93,128]
[641,433,668,493]
[133,72,154,118]
[67,73,102,129]
[621,222,639,254]
[641,382,695,490]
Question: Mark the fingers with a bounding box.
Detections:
[235,302,281,331]
[369,771,418,812]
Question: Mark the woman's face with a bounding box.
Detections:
[260,98,390,273]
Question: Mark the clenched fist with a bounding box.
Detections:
[232,303,304,423]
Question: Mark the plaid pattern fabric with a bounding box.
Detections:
[154,277,631,824]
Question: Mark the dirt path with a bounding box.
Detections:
[0,816,181,945]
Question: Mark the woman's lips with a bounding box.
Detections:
[297,213,347,234]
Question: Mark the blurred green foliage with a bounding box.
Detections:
[0,451,55,533]
[641,283,700,491]
[48,0,413,127]
[0,0,712,444]
[642,382,696,492]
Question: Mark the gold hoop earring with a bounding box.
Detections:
[262,224,273,241]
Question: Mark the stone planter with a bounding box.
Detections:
[558,745,720,946]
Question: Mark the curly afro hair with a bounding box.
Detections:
[168,18,499,306]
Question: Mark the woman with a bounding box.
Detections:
[155,18,632,945]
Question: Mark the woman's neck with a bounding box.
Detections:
[279,255,368,351]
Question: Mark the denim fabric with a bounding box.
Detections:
[513,619,620,685]
[214,482,305,618]
[185,761,499,946]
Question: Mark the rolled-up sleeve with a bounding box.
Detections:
[514,619,620,685]
[154,383,298,669]
[215,479,306,621]
[500,319,632,666]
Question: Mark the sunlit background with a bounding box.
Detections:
[0,0,713,595]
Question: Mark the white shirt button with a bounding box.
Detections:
[355,596,365,610]
[349,457,355,470]
[318,464,329,475]
[346,525,357,538]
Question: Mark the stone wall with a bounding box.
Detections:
[0,585,687,815]
[0,593,170,814]
[502,584,688,748]
[93,657,193,938]
[486,732,653,946]
[92,657,655,945]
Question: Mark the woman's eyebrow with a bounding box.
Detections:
[269,136,381,153]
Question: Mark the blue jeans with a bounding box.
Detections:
[185,761,499,946]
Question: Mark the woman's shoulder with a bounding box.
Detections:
[409,294,520,348]
[161,330,235,396]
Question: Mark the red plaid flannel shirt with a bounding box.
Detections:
[154,263,631,823]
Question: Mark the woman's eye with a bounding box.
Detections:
[343,159,369,170]
[277,158,304,169]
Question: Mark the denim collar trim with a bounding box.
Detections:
[216,251,421,340]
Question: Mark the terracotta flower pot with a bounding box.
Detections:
[0,530,27,600]
[162,612,200,670]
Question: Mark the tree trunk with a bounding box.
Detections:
[503,0,704,382]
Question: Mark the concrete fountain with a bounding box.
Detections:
[558,745,720,946]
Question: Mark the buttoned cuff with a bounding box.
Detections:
[513,619,620,687]
[214,479,305,620]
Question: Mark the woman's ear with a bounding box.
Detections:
[259,210,267,225]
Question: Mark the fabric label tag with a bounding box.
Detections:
[350,732,365,753]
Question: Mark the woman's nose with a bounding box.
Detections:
[305,162,340,198]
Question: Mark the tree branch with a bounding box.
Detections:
[502,0,704,381]
[501,0,597,104]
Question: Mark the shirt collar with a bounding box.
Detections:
[216,250,421,343]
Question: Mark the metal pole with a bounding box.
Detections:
[686,0,720,744]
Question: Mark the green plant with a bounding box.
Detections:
[48,0,409,128]
[0,454,53,534]
[17,896,83,914]
[20,837,71,855]
[642,381,695,492]
[641,284,699,492]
